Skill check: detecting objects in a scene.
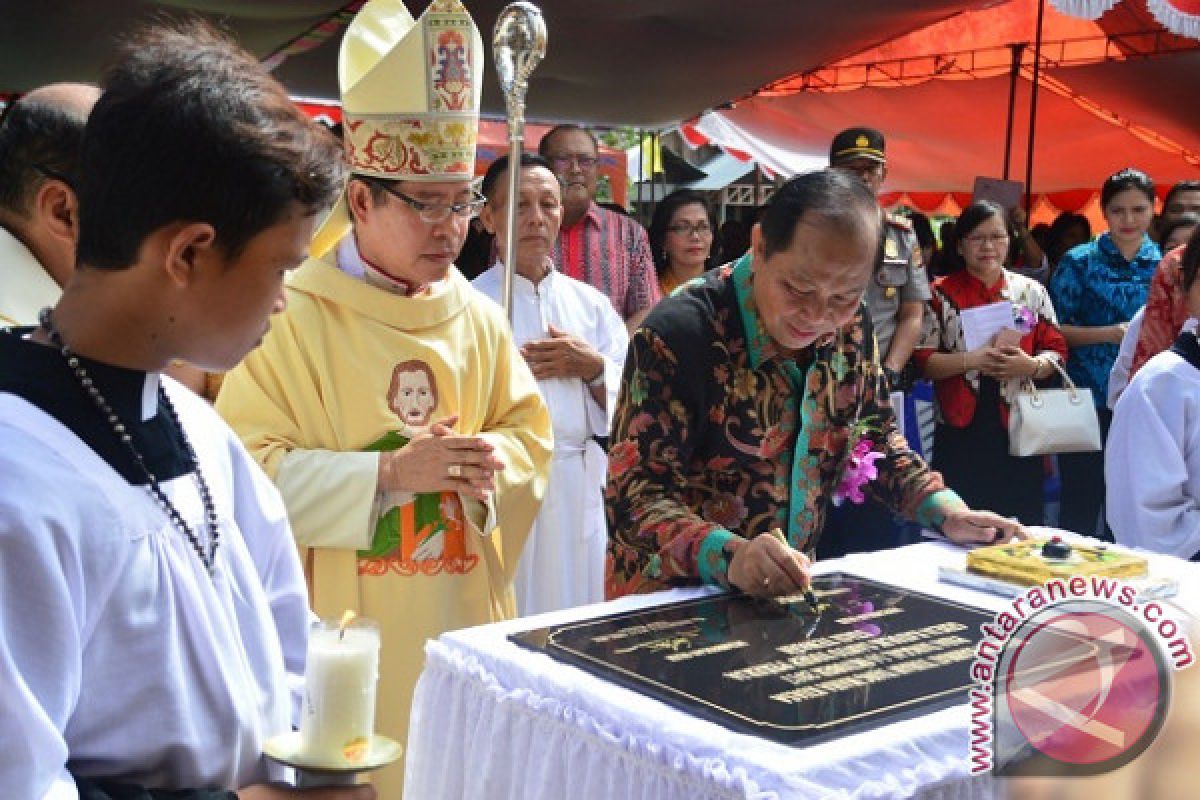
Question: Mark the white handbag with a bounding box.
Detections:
[1007,360,1102,457]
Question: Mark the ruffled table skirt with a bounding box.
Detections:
[404,534,1199,799]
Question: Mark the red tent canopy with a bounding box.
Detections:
[683,0,1200,223]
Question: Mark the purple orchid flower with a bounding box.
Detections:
[1012,305,1037,335]
[833,438,884,506]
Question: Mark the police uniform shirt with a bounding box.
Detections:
[866,213,931,359]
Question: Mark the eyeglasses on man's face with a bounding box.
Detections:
[666,221,712,237]
[362,177,484,223]
[549,154,598,171]
[963,232,1011,247]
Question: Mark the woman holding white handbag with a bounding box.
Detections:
[913,201,1069,525]
[1107,228,1200,559]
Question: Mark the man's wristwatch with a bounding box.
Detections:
[587,365,606,388]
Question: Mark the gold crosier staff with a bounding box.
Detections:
[492,2,547,322]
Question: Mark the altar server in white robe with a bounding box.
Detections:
[473,153,628,614]
[0,20,367,800]
[1108,228,1200,560]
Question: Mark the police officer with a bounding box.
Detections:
[828,127,930,391]
[820,127,932,559]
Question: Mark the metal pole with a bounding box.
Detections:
[500,133,522,319]
[1023,0,1047,212]
[651,131,660,218]
[493,3,547,323]
[1002,43,1025,180]
[658,131,668,212]
[637,129,645,223]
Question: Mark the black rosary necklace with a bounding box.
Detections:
[39,308,219,575]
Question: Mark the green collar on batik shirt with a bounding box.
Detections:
[731,253,822,551]
[733,253,791,372]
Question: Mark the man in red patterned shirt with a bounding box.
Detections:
[540,124,660,330]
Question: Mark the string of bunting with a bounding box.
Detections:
[262,1,367,71]
[1051,0,1200,39]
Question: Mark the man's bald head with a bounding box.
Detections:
[18,83,102,116]
[0,82,100,219]
[0,82,99,287]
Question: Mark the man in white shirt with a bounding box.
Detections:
[0,19,366,800]
[473,153,628,614]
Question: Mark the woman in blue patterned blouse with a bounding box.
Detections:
[1049,168,1162,538]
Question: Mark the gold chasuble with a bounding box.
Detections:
[216,252,551,793]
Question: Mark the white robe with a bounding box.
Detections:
[1108,310,1198,409]
[1107,306,1145,410]
[1107,348,1200,559]
[473,264,628,615]
[0,376,311,799]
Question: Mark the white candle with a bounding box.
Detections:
[299,616,380,765]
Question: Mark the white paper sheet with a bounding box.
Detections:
[960,300,1015,352]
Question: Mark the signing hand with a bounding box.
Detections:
[728,532,813,598]
[378,415,505,502]
[520,324,604,382]
[980,346,1040,380]
[238,784,377,800]
[941,508,1027,546]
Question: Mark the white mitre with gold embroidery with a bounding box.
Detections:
[311,0,483,258]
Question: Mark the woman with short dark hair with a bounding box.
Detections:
[647,189,714,296]
[914,201,1068,524]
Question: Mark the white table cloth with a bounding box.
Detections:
[404,531,1200,799]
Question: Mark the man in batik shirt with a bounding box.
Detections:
[606,170,1023,599]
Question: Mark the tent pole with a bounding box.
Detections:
[651,131,660,218]
[1023,0,1047,211]
[659,131,668,212]
[637,128,645,221]
[1002,43,1024,180]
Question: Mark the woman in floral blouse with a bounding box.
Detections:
[914,202,1068,525]
[605,171,1024,600]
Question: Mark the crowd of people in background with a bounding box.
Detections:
[633,163,1200,559]
[6,78,1200,580]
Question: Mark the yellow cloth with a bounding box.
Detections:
[0,225,60,327]
[216,249,552,796]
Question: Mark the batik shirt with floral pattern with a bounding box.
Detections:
[605,256,965,598]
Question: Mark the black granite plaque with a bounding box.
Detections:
[510,573,993,745]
